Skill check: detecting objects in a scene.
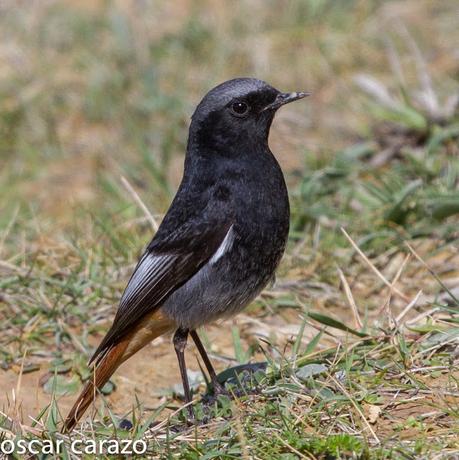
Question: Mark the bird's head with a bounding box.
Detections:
[188,78,309,157]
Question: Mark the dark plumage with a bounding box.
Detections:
[63,77,308,431]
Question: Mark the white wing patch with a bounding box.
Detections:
[121,253,173,305]
[210,225,235,264]
[121,224,234,306]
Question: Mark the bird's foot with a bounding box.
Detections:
[212,380,228,397]
[184,405,197,425]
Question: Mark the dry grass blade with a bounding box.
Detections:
[0,205,20,255]
[330,375,380,445]
[337,266,363,329]
[396,22,439,116]
[396,289,423,324]
[341,227,410,302]
[384,37,406,88]
[273,432,313,459]
[405,242,459,305]
[377,253,410,326]
[353,74,398,110]
[0,259,25,274]
[121,175,159,231]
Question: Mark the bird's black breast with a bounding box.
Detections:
[217,149,290,272]
[161,148,289,329]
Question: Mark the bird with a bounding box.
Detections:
[63,77,308,432]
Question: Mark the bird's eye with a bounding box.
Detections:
[230,101,249,117]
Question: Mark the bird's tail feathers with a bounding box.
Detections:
[62,339,129,433]
[62,309,176,432]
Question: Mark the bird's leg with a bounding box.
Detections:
[173,328,194,419]
[190,330,226,396]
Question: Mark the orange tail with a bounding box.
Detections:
[62,309,176,432]
[62,340,129,432]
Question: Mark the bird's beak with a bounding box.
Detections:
[262,91,310,111]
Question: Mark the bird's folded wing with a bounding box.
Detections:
[89,221,232,364]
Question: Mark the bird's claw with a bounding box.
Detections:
[212,381,228,397]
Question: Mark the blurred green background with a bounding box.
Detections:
[1,0,457,234]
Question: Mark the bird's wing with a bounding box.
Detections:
[89,220,233,364]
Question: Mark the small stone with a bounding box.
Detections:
[119,419,133,430]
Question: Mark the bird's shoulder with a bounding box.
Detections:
[148,178,235,254]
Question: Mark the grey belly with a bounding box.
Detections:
[161,255,269,330]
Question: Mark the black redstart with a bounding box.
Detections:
[63,78,308,431]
